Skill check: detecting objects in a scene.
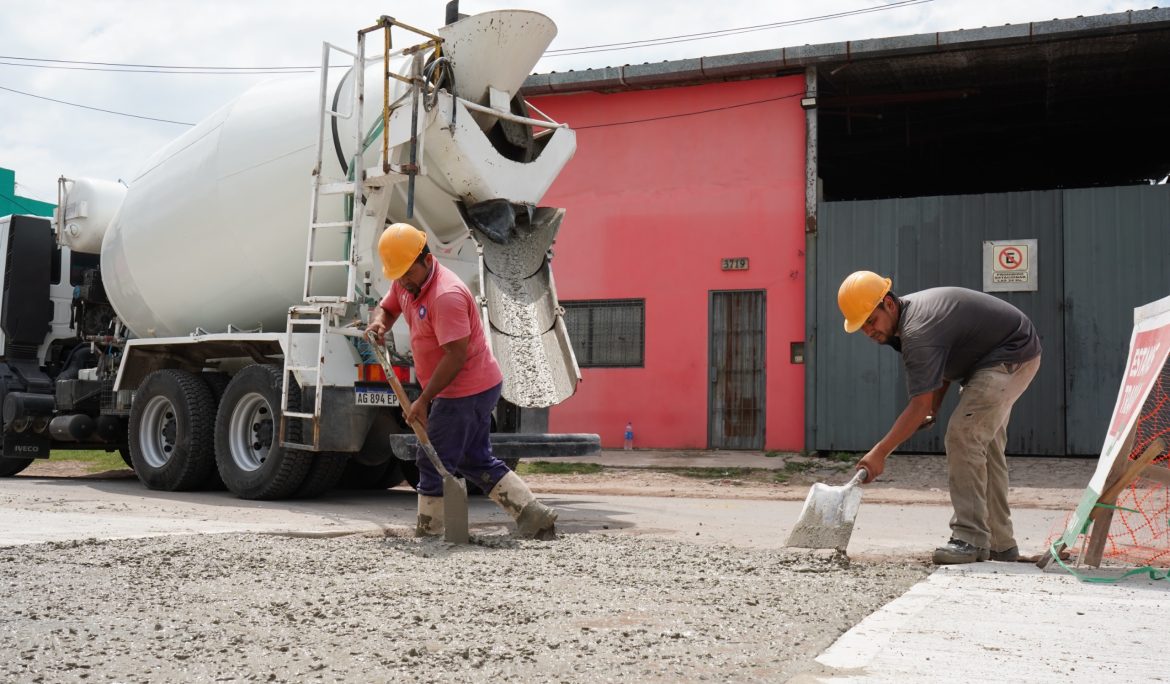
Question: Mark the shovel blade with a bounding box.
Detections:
[442,475,470,544]
[785,481,864,551]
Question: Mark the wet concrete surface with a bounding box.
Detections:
[0,456,1146,682]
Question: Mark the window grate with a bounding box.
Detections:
[562,299,645,368]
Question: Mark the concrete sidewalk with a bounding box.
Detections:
[798,561,1170,683]
[542,448,1098,497]
[544,448,796,470]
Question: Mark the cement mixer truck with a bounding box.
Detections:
[0,9,598,498]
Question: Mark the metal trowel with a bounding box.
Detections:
[785,468,868,552]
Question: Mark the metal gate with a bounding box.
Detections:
[813,185,1170,456]
[1061,186,1170,452]
[708,290,766,449]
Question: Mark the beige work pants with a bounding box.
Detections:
[944,355,1041,551]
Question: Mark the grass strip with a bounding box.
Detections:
[48,450,129,474]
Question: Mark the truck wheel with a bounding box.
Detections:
[339,459,405,490]
[201,371,231,404]
[199,372,232,490]
[376,459,406,488]
[0,457,34,477]
[295,452,349,498]
[400,459,420,490]
[214,364,311,500]
[128,369,217,491]
[339,460,388,489]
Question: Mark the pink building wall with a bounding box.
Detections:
[530,76,807,450]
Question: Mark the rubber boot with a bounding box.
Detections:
[416,495,444,537]
[488,471,558,540]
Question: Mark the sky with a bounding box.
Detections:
[0,0,1150,203]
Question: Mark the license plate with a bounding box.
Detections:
[354,386,399,407]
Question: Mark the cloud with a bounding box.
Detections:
[0,0,1145,199]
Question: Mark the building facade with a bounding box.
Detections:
[530,78,808,450]
[526,8,1170,455]
[0,167,54,218]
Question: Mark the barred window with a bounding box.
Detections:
[562,299,645,368]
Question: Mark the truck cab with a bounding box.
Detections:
[0,213,120,473]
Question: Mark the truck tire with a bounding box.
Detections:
[0,457,34,477]
[295,451,349,498]
[400,459,420,490]
[339,459,405,490]
[128,369,217,491]
[199,372,232,490]
[376,459,406,488]
[214,364,311,500]
[201,371,231,405]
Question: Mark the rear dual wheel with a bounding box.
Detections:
[339,459,405,490]
[128,369,217,491]
[129,365,346,499]
[214,365,346,500]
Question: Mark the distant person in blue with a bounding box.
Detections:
[838,271,1041,564]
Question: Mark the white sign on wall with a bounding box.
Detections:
[982,239,1038,292]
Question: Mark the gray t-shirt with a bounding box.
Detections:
[894,287,1041,397]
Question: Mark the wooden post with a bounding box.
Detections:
[1083,437,1165,567]
[1040,427,1137,569]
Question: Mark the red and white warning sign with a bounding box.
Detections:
[1056,294,1170,553]
[983,239,1037,292]
[996,245,1025,271]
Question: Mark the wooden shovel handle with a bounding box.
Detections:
[365,331,431,447]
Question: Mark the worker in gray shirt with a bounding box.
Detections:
[838,271,1042,564]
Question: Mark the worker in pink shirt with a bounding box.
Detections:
[367,223,558,540]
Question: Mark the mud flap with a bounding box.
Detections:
[464,203,581,408]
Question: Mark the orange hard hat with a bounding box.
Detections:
[838,270,892,333]
[378,223,428,280]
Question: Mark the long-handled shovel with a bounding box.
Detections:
[365,331,469,544]
[785,468,868,552]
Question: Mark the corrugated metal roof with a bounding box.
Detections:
[522,7,1170,95]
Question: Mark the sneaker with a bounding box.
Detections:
[989,546,1020,562]
[932,538,989,565]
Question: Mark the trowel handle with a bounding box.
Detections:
[364,330,450,478]
[365,331,416,421]
[849,468,869,487]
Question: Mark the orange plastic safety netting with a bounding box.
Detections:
[1049,360,1170,569]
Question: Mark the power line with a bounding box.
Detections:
[545,0,935,57]
[0,191,49,215]
[0,3,928,129]
[0,59,315,75]
[0,84,193,126]
[0,1,936,74]
[575,91,805,130]
[0,54,315,72]
[13,182,54,204]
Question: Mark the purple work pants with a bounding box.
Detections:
[417,382,510,497]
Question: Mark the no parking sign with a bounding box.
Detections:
[982,239,1037,292]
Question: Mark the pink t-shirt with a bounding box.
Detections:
[380,262,503,398]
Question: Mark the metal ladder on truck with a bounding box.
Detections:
[279,18,442,450]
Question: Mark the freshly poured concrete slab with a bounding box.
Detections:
[808,562,1170,683]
